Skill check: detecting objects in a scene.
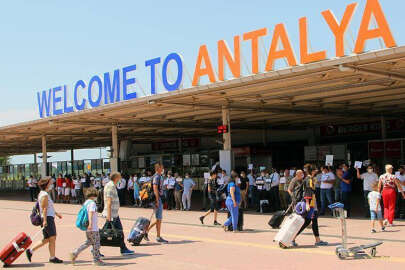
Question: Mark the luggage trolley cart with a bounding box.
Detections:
[329,203,383,259]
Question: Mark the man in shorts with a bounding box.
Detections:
[145,163,169,243]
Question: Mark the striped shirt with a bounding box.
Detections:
[102,181,120,218]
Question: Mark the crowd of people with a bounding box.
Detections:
[21,161,405,265]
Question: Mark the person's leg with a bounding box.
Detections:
[388,190,397,224]
[224,200,233,227]
[112,216,128,252]
[326,189,333,214]
[31,238,50,252]
[231,205,239,231]
[342,191,351,217]
[382,189,390,222]
[72,232,91,258]
[91,231,101,262]
[295,218,311,239]
[364,190,370,217]
[187,192,192,210]
[202,184,207,210]
[156,219,161,238]
[400,194,405,218]
[315,187,321,210]
[48,236,56,258]
[320,189,326,215]
[182,192,187,210]
[213,209,218,222]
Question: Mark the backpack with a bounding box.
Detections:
[76,200,91,231]
[30,201,42,226]
[96,188,104,213]
[139,182,155,204]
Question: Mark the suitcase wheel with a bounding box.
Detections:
[279,242,288,249]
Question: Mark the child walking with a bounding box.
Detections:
[70,188,105,266]
[368,182,385,233]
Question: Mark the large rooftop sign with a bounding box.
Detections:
[37,0,396,118]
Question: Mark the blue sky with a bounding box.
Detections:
[1,0,402,164]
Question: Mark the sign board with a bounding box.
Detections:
[204,172,210,179]
[354,161,362,169]
[183,154,191,166]
[325,155,334,166]
[248,164,253,170]
[36,0,397,119]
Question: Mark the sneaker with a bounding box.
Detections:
[199,216,204,225]
[383,219,389,226]
[213,221,221,226]
[25,249,32,263]
[93,260,106,266]
[156,237,168,244]
[49,257,63,264]
[144,233,150,241]
[371,229,377,233]
[291,240,298,247]
[99,253,105,257]
[69,252,77,265]
[121,249,135,256]
[315,241,328,246]
[381,227,386,232]
[223,225,228,232]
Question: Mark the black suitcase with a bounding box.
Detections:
[268,211,286,229]
[227,208,243,231]
[128,217,150,246]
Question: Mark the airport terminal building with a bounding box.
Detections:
[0,0,404,190]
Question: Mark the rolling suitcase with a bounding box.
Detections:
[128,217,150,246]
[0,232,32,266]
[274,213,304,248]
[227,208,244,231]
[268,204,293,229]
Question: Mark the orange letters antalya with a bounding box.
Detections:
[192,0,396,86]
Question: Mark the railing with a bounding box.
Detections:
[0,180,26,192]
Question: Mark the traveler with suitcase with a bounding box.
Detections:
[288,168,328,247]
[199,171,222,226]
[223,173,242,232]
[25,177,63,264]
[70,187,105,266]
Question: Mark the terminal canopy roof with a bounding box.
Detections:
[1,46,405,156]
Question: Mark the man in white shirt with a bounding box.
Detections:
[269,169,280,212]
[117,176,127,205]
[356,165,379,217]
[102,174,110,187]
[247,170,256,208]
[27,175,37,202]
[94,174,102,190]
[319,166,335,215]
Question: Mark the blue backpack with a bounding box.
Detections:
[76,200,92,231]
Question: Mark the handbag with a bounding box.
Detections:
[99,221,124,247]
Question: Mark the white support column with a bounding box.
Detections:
[70,149,74,175]
[111,126,119,172]
[41,135,47,177]
[220,106,233,173]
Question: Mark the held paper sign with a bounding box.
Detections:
[354,161,362,169]
[259,166,266,172]
[204,172,210,179]
[248,164,253,170]
[395,171,401,178]
[325,155,334,166]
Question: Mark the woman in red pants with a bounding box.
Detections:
[378,164,405,226]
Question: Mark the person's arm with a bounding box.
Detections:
[246,180,249,191]
[207,183,211,193]
[153,183,160,208]
[305,198,310,212]
[106,197,112,222]
[356,169,361,179]
[394,179,405,198]
[341,175,351,185]
[40,196,48,227]
[230,186,237,207]
[288,179,295,196]
[376,197,380,211]
[88,210,94,230]
[378,179,382,193]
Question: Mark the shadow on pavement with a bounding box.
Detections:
[3,263,45,268]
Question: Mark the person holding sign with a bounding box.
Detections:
[340,164,352,217]
[357,165,379,217]
[396,166,405,219]
[166,171,176,210]
[255,171,266,212]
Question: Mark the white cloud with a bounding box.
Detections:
[0,109,39,127]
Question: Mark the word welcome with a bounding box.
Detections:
[37,0,396,118]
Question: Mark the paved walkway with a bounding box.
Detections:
[0,199,404,269]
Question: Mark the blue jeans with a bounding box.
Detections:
[224,198,239,231]
[112,216,128,252]
[320,188,333,215]
[334,188,341,202]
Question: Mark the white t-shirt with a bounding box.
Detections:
[85,199,98,232]
[167,177,175,189]
[73,179,81,190]
[49,178,56,189]
[270,172,280,187]
[38,191,55,217]
[28,178,36,188]
[247,174,255,186]
[397,174,405,190]
[117,178,126,190]
[360,172,379,191]
[280,177,286,184]
[368,191,381,211]
[320,172,335,189]
[94,177,101,188]
[102,177,110,186]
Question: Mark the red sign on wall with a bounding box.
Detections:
[369,140,401,158]
[369,141,384,158]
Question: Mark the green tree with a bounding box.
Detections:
[0,156,9,166]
